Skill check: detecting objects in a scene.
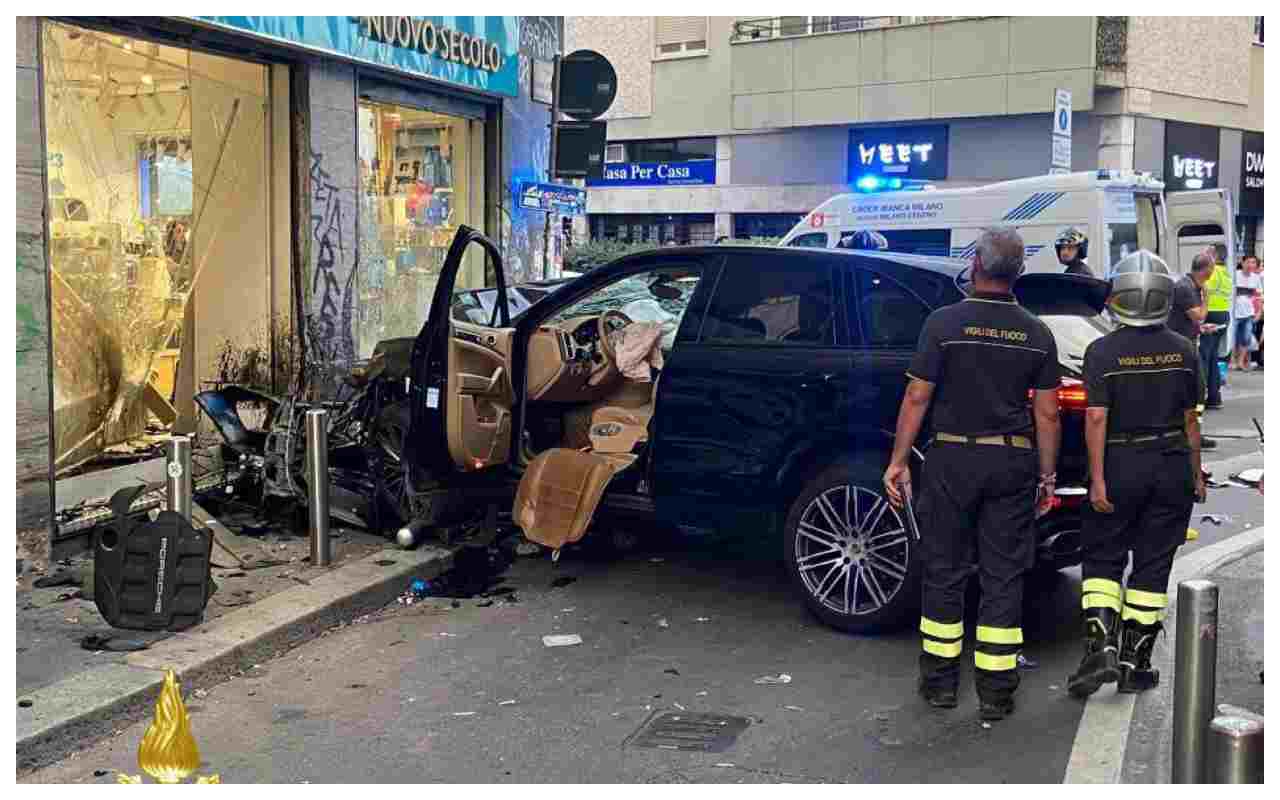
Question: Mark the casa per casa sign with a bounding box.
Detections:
[356,16,504,73]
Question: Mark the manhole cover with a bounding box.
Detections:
[623,711,751,753]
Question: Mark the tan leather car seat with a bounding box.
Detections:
[590,371,660,436]
[513,448,624,550]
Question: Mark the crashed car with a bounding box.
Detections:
[402,226,1108,633]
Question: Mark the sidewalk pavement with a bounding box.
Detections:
[16,513,456,774]
[1118,534,1264,783]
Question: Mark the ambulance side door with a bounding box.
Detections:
[1162,188,1236,347]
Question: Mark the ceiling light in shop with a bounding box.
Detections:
[141,74,154,86]
[122,39,133,51]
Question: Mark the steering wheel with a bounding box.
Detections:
[597,310,634,362]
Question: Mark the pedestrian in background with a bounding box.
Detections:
[883,226,1061,721]
[1200,252,1233,408]
[1234,255,1262,371]
[1068,250,1204,698]
[1168,253,1218,449]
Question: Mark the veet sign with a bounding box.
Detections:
[587,159,716,187]
[848,124,949,181]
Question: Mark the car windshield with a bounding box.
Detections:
[1037,313,1113,376]
[451,286,552,325]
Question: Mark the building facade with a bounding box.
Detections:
[566,15,1264,251]
[16,16,566,546]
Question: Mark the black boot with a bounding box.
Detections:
[979,696,1015,721]
[1068,608,1121,698]
[1117,620,1162,693]
[918,677,959,708]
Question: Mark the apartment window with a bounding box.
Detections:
[604,143,626,163]
[1255,16,1264,44]
[591,214,716,245]
[625,138,716,163]
[655,16,708,57]
[733,213,803,240]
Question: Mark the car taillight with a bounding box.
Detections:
[1028,378,1087,410]
[1057,378,1087,410]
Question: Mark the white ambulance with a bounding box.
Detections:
[778,170,1235,278]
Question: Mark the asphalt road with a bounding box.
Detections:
[24,374,1264,784]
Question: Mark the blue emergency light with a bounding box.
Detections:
[854,175,905,192]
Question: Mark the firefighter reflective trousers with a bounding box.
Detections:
[917,440,1037,703]
[1080,438,1195,625]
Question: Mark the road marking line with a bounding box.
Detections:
[1062,526,1265,784]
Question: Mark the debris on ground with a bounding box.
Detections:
[515,540,543,557]
[783,705,804,711]
[374,560,397,567]
[696,691,708,697]
[664,668,681,676]
[19,700,33,708]
[674,702,686,710]
[498,700,517,706]
[754,673,793,685]
[981,722,992,729]
[1201,514,1229,526]
[193,689,209,699]
[550,576,577,589]
[79,634,152,653]
[476,599,494,607]
[695,617,711,622]
[542,634,583,648]
[452,711,476,717]
[1017,653,1039,669]
[33,573,81,589]
[657,618,670,629]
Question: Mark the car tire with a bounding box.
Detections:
[784,457,921,634]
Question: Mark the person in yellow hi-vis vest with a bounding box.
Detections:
[1201,258,1233,409]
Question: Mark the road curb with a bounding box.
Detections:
[16,544,456,775]
[1062,526,1264,784]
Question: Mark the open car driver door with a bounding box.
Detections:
[406,226,516,479]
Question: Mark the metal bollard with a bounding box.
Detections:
[305,409,331,567]
[165,435,192,520]
[1206,704,1264,783]
[1172,579,1219,783]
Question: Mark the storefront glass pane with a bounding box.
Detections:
[356,101,481,358]
[43,22,275,471]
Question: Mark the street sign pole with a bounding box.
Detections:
[543,54,562,279]
[1050,88,1072,174]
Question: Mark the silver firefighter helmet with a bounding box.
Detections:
[1106,249,1175,327]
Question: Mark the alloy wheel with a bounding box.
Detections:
[794,484,912,617]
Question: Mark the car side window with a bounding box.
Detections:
[787,232,828,248]
[852,268,931,348]
[701,254,837,346]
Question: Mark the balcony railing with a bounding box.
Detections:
[1096,16,1127,69]
[731,16,962,42]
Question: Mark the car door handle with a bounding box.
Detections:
[799,373,836,389]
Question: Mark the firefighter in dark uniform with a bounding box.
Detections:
[1067,250,1206,697]
[1055,227,1094,277]
[884,227,1062,721]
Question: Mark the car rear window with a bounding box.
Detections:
[1035,313,1112,374]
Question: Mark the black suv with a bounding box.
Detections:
[399,227,1109,632]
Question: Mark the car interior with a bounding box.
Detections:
[482,266,702,549]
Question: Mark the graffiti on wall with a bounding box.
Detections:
[306,150,358,382]
[501,15,562,283]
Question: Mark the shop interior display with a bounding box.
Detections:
[42,22,273,474]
